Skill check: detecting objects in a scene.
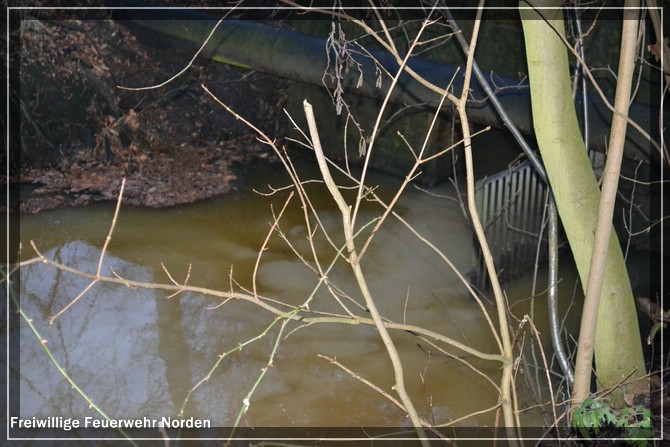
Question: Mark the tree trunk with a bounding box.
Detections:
[519,1,647,407]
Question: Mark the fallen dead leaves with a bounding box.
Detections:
[17,137,279,213]
[16,16,284,214]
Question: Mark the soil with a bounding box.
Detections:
[12,12,286,213]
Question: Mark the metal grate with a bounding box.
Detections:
[470,159,549,291]
[469,149,604,292]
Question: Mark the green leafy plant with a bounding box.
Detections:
[572,397,618,437]
[572,397,652,446]
[616,405,653,447]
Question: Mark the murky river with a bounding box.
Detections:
[16,156,582,432]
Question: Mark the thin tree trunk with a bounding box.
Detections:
[519,0,646,408]
[572,0,648,407]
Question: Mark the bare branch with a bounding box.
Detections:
[48,177,126,325]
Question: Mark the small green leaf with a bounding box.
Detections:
[601,409,618,426]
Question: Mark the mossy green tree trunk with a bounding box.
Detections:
[519,1,646,407]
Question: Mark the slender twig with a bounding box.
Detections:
[317,354,411,416]
[203,85,352,318]
[451,1,518,438]
[48,177,126,325]
[356,83,455,261]
[26,243,504,363]
[572,3,642,406]
[351,14,438,232]
[415,334,500,392]
[161,262,191,299]
[229,214,384,440]
[436,402,503,428]
[4,270,140,447]
[523,315,560,436]
[304,99,428,443]
[116,8,239,91]
[319,159,504,352]
[252,192,294,298]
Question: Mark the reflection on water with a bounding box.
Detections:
[17,158,575,430]
[20,242,171,419]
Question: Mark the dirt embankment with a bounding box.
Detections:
[15,14,286,214]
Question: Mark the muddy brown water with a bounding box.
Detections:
[16,157,581,431]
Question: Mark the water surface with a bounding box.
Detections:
[17,158,578,431]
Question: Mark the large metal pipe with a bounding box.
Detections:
[112,7,660,164]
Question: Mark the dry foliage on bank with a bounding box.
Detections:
[16,16,284,213]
